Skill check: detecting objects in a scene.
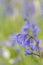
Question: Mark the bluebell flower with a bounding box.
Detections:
[5,7,14,16]
[5,41,14,47]
[24,49,32,55]
[25,37,38,51]
[40,1,43,17]
[33,45,38,51]
[8,34,16,41]
[4,0,14,16]
[7,34,18,47]
[16,34,25,46]
[24,38,30,47]
[32,24,40,33]
[16,24,40,52]
[23,1,35,17]
[16,34,26,47]
[20,22,31,34]
[23,1,29,16]
[16,34,23,44]
[24,49,40,57]
[15,48,20,52]
[40,47,43,51]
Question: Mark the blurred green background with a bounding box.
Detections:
[0,0,43,65]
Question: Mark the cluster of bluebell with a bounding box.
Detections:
[3,1,41,57]
[0,0,42,58]
[13,1,40,56]
[6,16,41,57]
[23,0,35,17]
[15,18,40,56]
